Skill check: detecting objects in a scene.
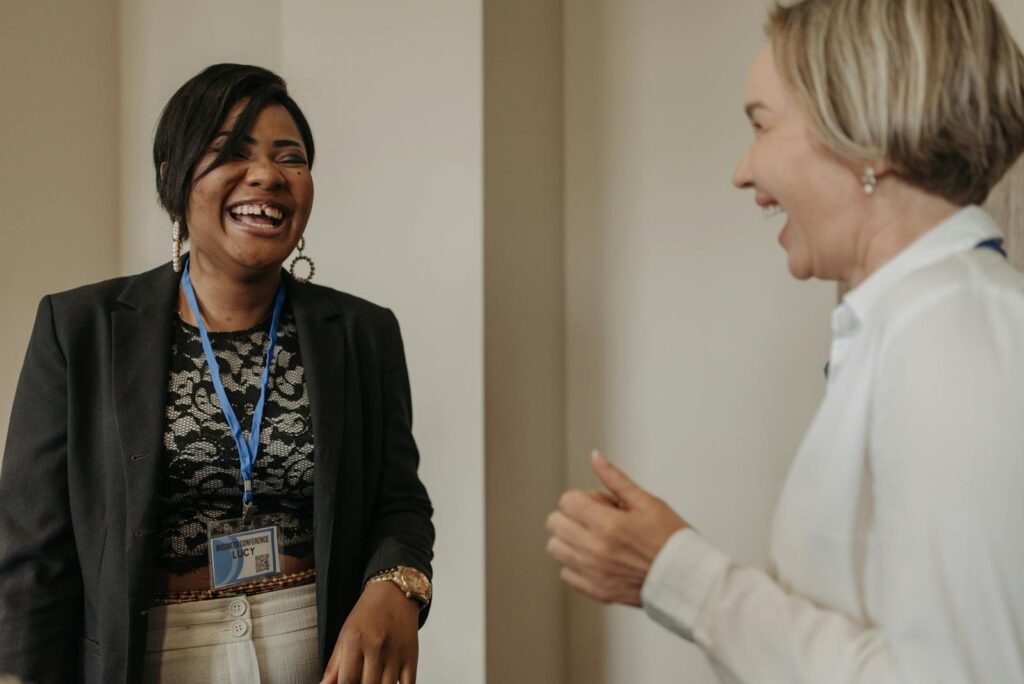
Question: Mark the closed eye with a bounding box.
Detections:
[208,146,249,160]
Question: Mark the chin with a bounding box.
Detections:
[225,244,291,275]
[785,254,814,281]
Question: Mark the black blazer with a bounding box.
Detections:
[0,261,435,683]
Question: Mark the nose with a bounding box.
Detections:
[732,150,753,190]
[245,155,286,189]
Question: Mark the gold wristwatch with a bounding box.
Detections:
[366,565,432,608]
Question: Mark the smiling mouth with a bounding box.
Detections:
[226,202,288,229]
[762,203,786,219]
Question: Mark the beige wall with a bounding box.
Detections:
[0,0,120,451]
[563,1,1024,682]
[484,0,566,682]
[986,1,1024,268]
[997,0,1024,44]
[118,3,485,681]
[7,1,1024,682]
[3,1,485,680]
[564,1,834,681]
[986,158,1024,266]
[118,0,283,269]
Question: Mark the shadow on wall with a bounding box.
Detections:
[565,0,612,680]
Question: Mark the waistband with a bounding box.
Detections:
[146,582,317,652]
[151,568,316,606]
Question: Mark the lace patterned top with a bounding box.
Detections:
[157,308,315,575]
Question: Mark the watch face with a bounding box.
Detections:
[400,567,431,598]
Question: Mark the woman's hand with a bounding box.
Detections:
[321,581,420,684]
[546,451,689,606]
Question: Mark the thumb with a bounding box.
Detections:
[590,450,645,508]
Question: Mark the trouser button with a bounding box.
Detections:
[228,599,248,617]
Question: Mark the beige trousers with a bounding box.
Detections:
[143,583,319,684]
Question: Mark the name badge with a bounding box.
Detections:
[207,516,282,589]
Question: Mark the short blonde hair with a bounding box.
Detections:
[768,0,1024,205]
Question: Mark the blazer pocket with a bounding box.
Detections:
[80,636,102,683]
[81,636,101,656]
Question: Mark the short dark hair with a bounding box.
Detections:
[153,63,315,238]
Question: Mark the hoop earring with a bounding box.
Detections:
[171,219,183,273]
[289,237,315,283]
[862,167,877,195]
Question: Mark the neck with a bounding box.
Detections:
[179,253,282,332]
[843,186,962,290]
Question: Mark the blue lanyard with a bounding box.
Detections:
[181,257,286,514]
[976,238,1007,257]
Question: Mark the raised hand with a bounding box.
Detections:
[546,451,688,606]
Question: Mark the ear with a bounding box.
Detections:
[159,161,168,182]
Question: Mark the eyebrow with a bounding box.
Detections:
[744,102,769,119]
[211,132,305,149]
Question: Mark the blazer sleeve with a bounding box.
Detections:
[0,296,82,684]
[361,309,435,623]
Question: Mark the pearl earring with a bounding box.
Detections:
[862,167,877,195]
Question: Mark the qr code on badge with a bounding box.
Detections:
[255,554,270,573]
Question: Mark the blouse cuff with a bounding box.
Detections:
[640,527,730,641]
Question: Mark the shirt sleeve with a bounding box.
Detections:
[641,529,897,683]
[642,287,1024,683]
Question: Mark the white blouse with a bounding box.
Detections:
[641,206,1024,683]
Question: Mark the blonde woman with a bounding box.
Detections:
[547,0,1024,681]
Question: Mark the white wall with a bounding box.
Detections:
[281,4,485,679]
[564,1,834,681]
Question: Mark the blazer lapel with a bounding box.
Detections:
[111,262,179,600]
[286,274,348,612]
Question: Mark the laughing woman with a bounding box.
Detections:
[0,64,434,684]
[547,0,1024,681]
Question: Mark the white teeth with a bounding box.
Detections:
[762,204,785,218]
[230,203,285,220]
